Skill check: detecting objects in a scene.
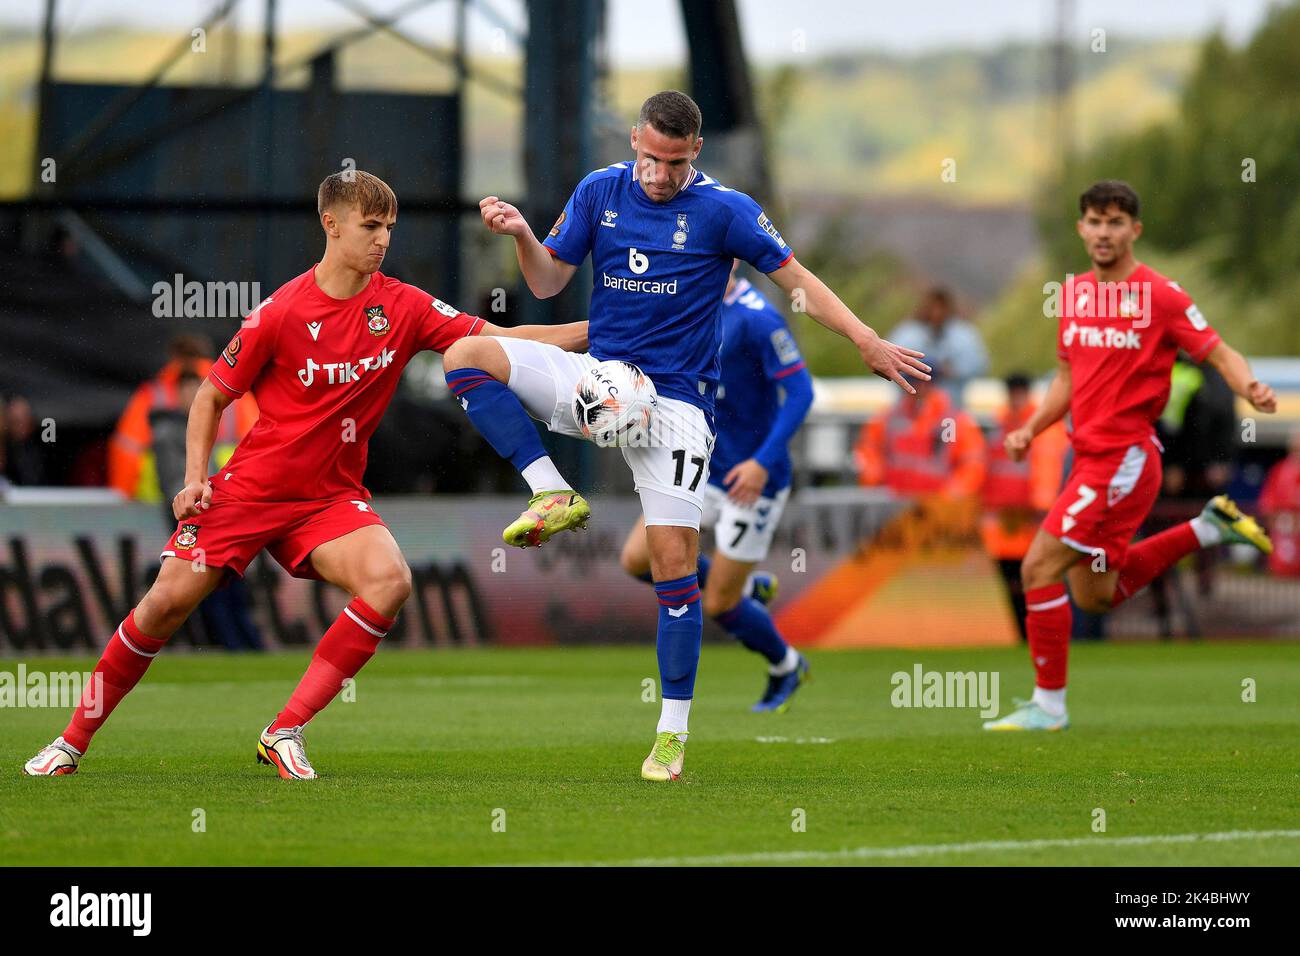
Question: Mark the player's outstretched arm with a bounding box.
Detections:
[765,257,931,393]
[479,196,578,300]
[1204,341,1276,413]
[1005,359,1072,462]
[174,379,232,519]
[482,320,589,353]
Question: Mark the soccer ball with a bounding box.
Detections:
[573,360,657,448]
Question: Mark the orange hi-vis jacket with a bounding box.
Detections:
[980,401,1068,559]
[855,389,986,497]
[107,359,259,501]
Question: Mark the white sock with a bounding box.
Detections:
[769,646,800,676]
[520,456,569,495]
[657,697,691,739]
[1189,514,1223,547]
[1031,686,1067,717]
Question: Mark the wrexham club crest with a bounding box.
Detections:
[365,305,390,337]
[175,524,200,550]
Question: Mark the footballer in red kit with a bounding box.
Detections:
[163,268,486,579]
[22,171,588,779]
[984,180,1276,732]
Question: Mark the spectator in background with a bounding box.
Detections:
[108,334,258,500]
[1161,354,1236,500]
[1145,354,1239,634]
[149,364,264,651]
[888,286,989,409]
[4,394,49,486]
[1259,427,1300,577]
[855,373,986,498]
[980,373,1069,640]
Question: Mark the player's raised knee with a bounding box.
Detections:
[443,335,508,379]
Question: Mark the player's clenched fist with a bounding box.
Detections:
[1247,380,1277,414]
[479,196,529,238]
[1004,426,1034,463]
[173,481,212,520]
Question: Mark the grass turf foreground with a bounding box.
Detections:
[1,642,1297,867]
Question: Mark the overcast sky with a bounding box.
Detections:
[0,0,1278,63]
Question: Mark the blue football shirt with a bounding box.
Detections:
[710,278,811,496]
[542,162,793,414]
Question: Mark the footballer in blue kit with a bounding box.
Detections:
[621,266,816,713]
[442,91,929,782]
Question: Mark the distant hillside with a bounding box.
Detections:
[0,28,1197,202]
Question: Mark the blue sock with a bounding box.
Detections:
[445,368,546,472]
[716,598,789,665]
[654,574,703,699]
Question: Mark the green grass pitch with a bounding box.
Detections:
[2,642,1298,866]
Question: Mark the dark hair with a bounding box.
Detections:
[638,91,702,141]
[1079,180,1140,219]
[924,286,953,308]
[318,170,398,219]
[1004,372,1032,392]
[167,334,214,361]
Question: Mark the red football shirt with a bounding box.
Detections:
[207,268,483,501]
[1057,262,1221,456]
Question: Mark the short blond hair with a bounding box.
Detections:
[317,170,398,219]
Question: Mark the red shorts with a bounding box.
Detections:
[1042,438,1163,569]
[161,488,388,580]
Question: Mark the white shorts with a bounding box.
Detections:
[492,336,716,529]
[701,483,791,563]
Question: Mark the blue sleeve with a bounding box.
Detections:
[542,175,598,265]
[752,313,814,472]
[722,192,793,274]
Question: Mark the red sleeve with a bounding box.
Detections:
[208,300,281,398]
[408,285,485,352]
[1161,280,1221,362]
[1056,312,1068,361]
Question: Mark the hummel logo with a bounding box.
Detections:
[459,397,469,410]
[306,321,322,341]
[668,606,689,618]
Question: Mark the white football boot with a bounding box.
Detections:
[22,736,83,776]
[256,724,318,780]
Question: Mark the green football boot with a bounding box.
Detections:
[640,731,687,782]
[502,490,591,548]
[1200,494,1272,554]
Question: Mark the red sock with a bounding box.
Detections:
[271,597,394,731]
[1113,522,1200,605]
[63,610,168,753]
[1025,583,1071,690]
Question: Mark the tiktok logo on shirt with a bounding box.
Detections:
[297,347,397,387]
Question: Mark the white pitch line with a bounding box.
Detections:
[525,828,1300,867]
